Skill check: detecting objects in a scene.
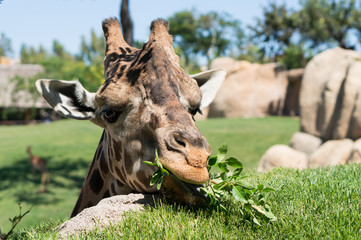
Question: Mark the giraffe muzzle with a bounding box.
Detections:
[161,172,208,206]
[156,129,211,185]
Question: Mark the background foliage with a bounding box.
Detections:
[1,0,360,94]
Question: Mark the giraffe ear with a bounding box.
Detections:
[35,79,96,120]
[191,69,226,110]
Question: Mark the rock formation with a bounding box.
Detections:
[208,58,303,118]
[258,48,361,172]
[300,47,361,141]
[57,194,159,239]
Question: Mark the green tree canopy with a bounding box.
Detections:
[168,10,243,71]
[298,0,360,50]
[0,33,13,57]
[249,3,295,62]
[168,10,198,72]
[195,12,243,68]
[78,29,105,66]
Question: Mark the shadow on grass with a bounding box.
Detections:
[0,157,90,205]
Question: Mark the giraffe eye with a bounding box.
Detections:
[102,110,120,123]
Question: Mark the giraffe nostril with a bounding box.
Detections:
[174,137,186,148]
[166,132,188,153]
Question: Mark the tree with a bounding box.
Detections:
[195,12,243,68]
[168,10,243,71]
[20,44,47,64]
[120,0,134,46]
[249,3,295,62]
[298,0,360,50]
[168,10,198,72]
[0,33,13,57]
[79,29,105,65]
[294,0,330,51]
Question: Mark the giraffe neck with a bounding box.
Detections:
[70,130,155,217]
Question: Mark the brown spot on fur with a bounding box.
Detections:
[127,68,142,85]
[139,48,153,64]
[136,170,149,185]
[149,113,160,130]
[115,167,127,184]
[109,61,120,76]
[89,169,103,194]
[119,47,126,55]
[114,141,122,162]
[100,78,116,93]
[124,151,134,175]
[127,180,137,190]
[71,191,83,217]
[86,201,94,208]
[169,79,180,98]
[132,180,146,192]
[99,152,109,176]
[150,81,172,106]
[116,179,124,188]
[111,183,116,195]
[108,145,114,170]
[102,190,110,198]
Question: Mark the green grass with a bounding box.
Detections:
[197,117,299,169]
[0,120,103,232]
[6,116,359,239]
[9,165,361,239]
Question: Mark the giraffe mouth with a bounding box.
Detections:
[160,171,208,205]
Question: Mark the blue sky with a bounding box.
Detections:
[0,0,300,58]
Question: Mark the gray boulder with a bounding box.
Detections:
[257,144,308,172]
[57,194,159,239]
[290,132,322,156]
[348,138,361,164]
[208,58,288,118]
[283,68,304,116]
[300,47,361,140]
[308,139,353,168]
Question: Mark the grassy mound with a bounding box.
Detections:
[8,164,361,239]
[6,117,359,238]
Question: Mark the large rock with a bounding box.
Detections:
[257,145,308,172]
[348,138,361,164]
[290,132,322,156]
[208,58,288,118]
[300,47,361,140]
[283,68,304,116]
[57,194,159,239]
[308,139,353,168]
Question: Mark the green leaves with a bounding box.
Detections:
[201,143,277,225]
[144,149,169,190]
[232,185,247,204]
[209,144,243,173]
[146,144,277,226]
[225,157,243,168]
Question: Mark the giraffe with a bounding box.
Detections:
[35,17,226,217]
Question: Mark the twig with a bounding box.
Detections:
[250,204,266,215]
[2,205,33,240]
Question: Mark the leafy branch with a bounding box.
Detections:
[201,143,277,225]
[0,203,33,240]
[144,149,169,190]
[146,144,277,226]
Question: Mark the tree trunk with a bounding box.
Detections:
[120,0,134,46]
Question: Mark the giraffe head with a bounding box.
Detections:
[36,18,225,205]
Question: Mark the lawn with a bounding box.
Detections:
[5,116,359,239]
